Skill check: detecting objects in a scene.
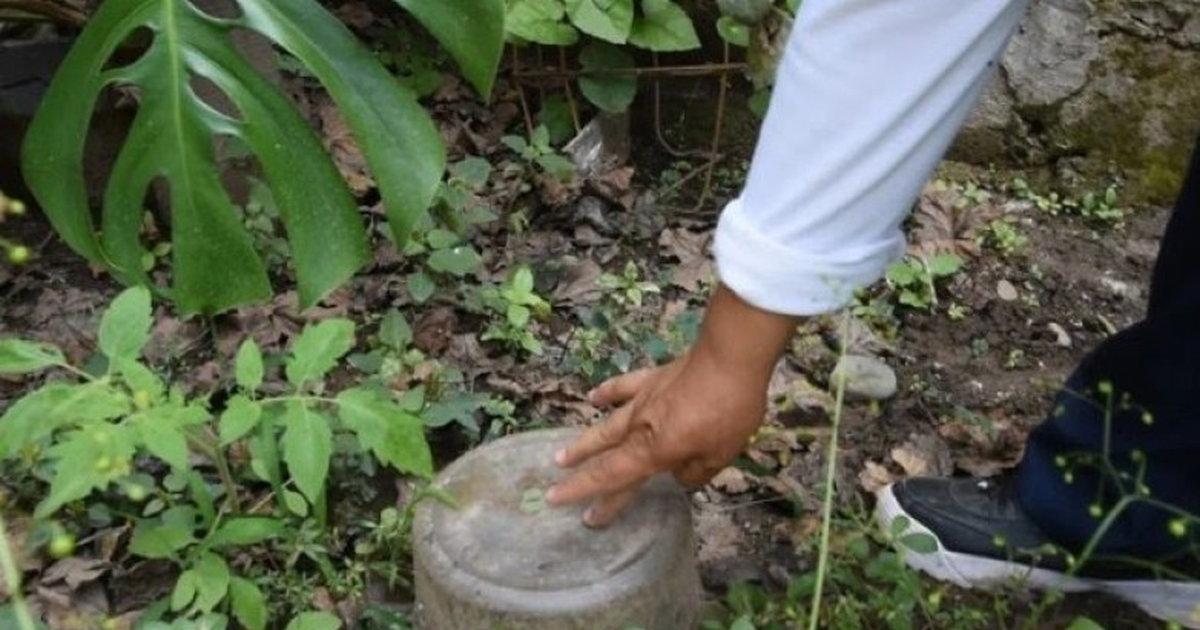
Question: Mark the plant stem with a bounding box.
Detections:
[807,316,850,630]
[512,61,746,81]
[0,517,38,630]
[0,0,86,25]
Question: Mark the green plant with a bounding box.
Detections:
[0,287,434,628]
[504,0,701,112]
[598,261,661,307]
[502,125,578,181]
[884,254,964,311]
[0,191,29,266]
[480,266,552,355]
[980,218,1028,257]
[21,0,504,314]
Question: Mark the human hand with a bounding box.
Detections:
[546,284,799,527]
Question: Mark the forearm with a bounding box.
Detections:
[690,284,801,385]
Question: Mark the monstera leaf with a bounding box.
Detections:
[21,0,503,314]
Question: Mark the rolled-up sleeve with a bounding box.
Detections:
[715,0,1030,315]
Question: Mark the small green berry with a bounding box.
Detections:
[7,199,25,215]
[1169,518,1189,539]
[125,484,148,502]
[7,245,30,265]
[132,390,151,410]
[1088,503,1103,519]
[48,533,75,559]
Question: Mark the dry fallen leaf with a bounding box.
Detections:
[908,184,998,260]
[710,467,752,495]
[890,433,954,478]
[858,460,896,493]
[659,227,714,292]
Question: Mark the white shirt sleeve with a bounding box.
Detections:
[714,0,1031,315]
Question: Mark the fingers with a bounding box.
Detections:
[589,368,655,407]
[547,432,652,506]
[582,488,638,529]
[555,403,634,468]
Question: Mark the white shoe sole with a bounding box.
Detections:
[875,484,1200,629]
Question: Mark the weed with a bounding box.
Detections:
[480,266,551,356]
[884,254,964,311]
[0,287,434,629]
[598,261,662,308]
[980,218,1028,257]
[502,125,577,181]
[0,191,29,267]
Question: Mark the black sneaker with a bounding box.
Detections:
[876,477,1200,628]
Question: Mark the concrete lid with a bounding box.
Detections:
[414,428,698,623]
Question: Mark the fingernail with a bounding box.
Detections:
[583,507,597,527]
[554,449,567,466]
[587,388,599,404]
[545,486,560,503]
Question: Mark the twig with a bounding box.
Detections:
[510,45,535,137]
[559,47,581,135]
[653,52,712,160]
[808,313,851,630]
[0,0,86,25]
[691,41,732,213]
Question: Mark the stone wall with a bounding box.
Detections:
[952,0,1200,204]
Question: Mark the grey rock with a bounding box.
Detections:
[1003,0,1099,107]
[831,355,898,401]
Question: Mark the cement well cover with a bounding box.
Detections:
[414,428,700,630]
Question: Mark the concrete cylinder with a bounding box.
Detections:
[413,428,700,630]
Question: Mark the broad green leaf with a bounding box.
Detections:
[171,570,199,612]
[281,402,332,505]
[394,0,504,99]
[715,15,750,47]
[506,0,579,45]
[1065,617,1106,630]
[285,611,342,630]
[285,319,356,387]
[39,424,138,517]
[0,382,130,459]
[629,0,699,51]
[114,357,165,400]
[282,489,309,517]
[565,0,634,44]
[450,157,493,190]
[229,577,268,630]
[336,388,434,477]
[729,615,756,630]
[407,271,437,303]
[219,396,263,446]
[426,228,462,250]
[0,339,64,374]
[129,522,196,560]
[927,253,964,277]
[578,43,637,113]
[99,286,152,362]
[22,0,445,314]
[886,261,918,286]
[378,309,413,350]
[135,415,191,471]
[191,553,231,613]
[897,532,939,554]
[427,245,483,277]
[205,517,283,549]
[235,339,264,391]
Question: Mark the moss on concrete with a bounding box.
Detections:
[1049,37,1199,205]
